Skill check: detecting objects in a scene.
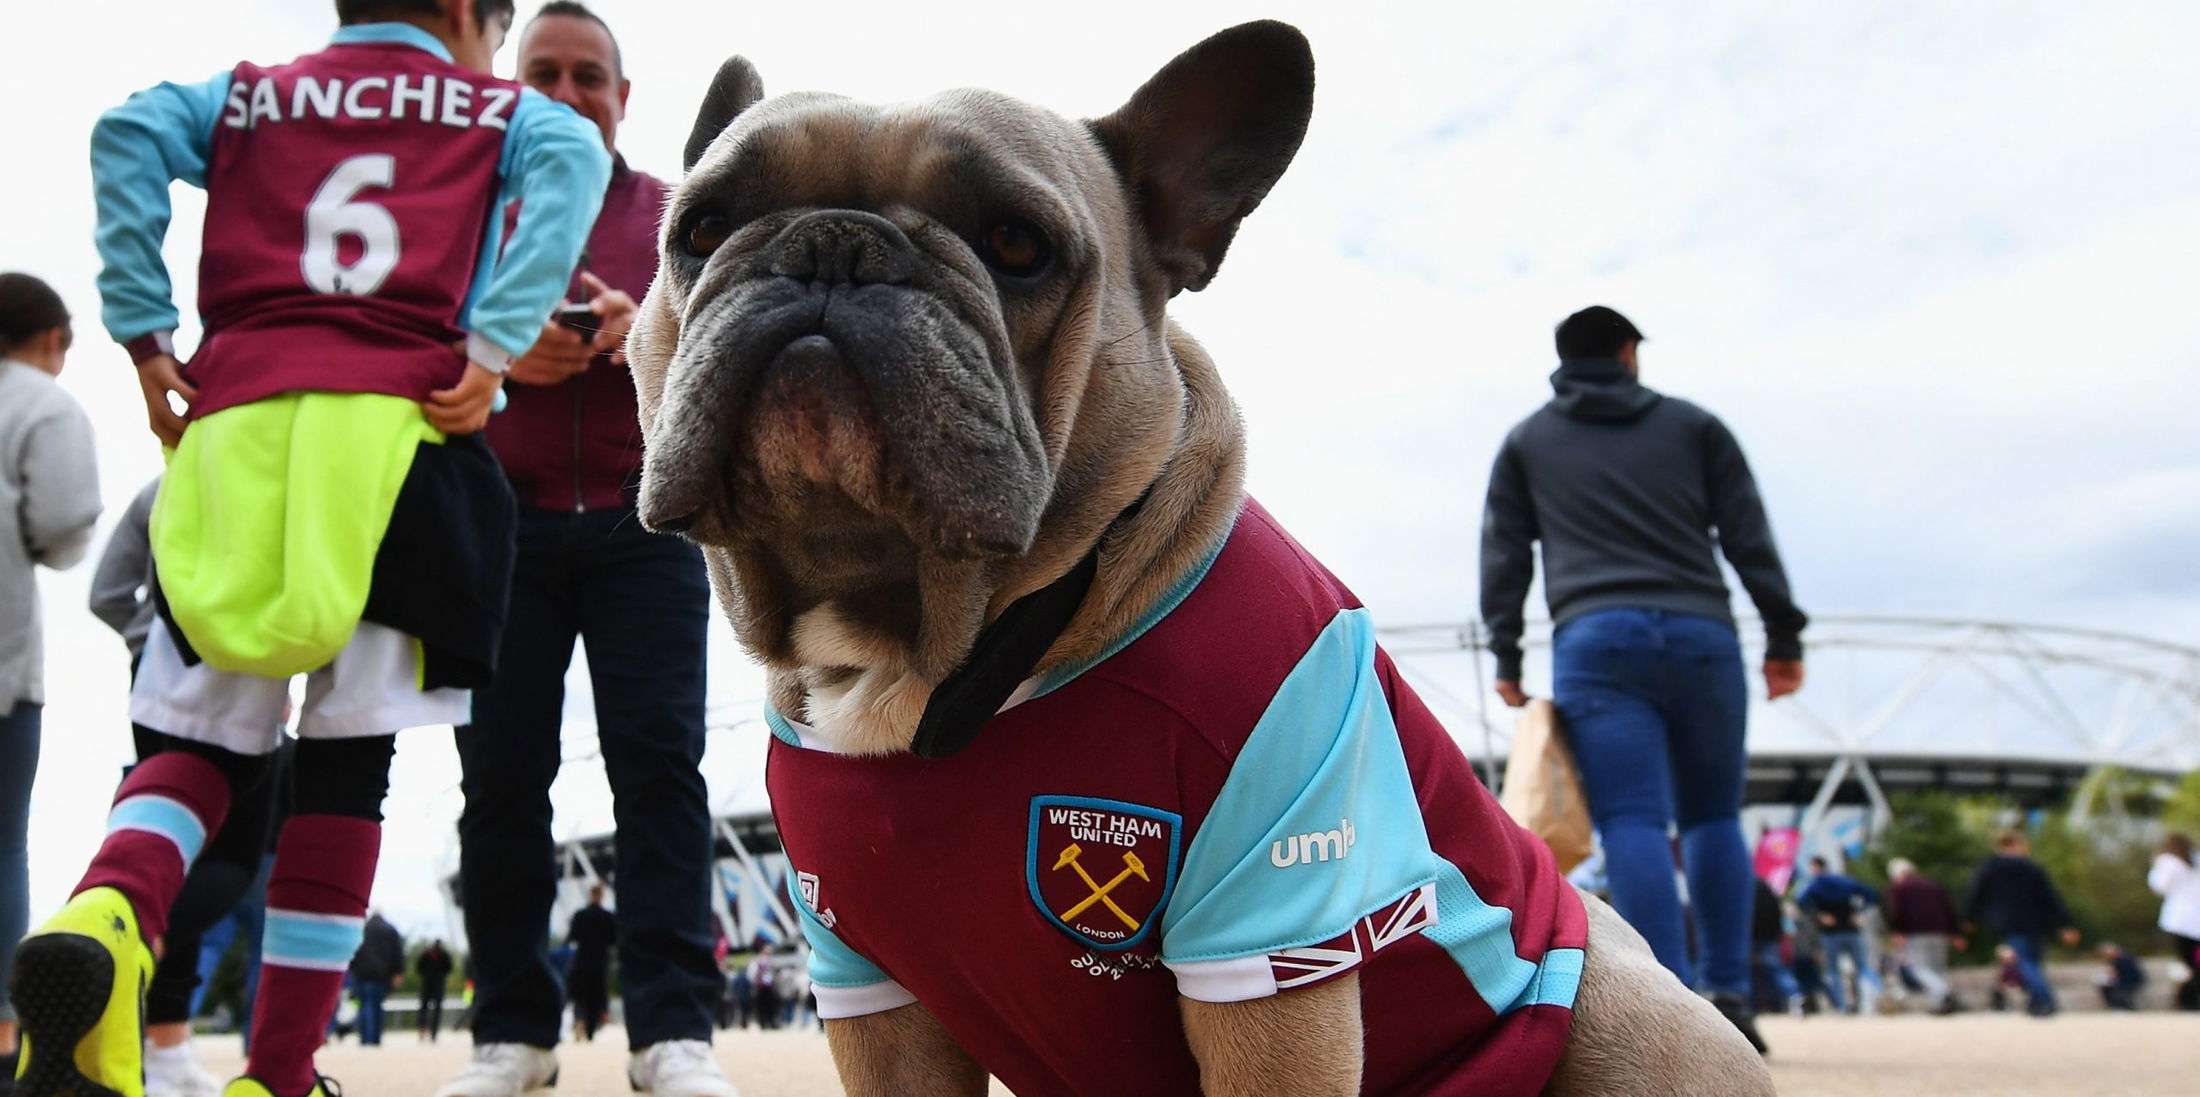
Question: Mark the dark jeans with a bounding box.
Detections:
[457,506,714,1051]
[355,979,388,1045]
[1555,608,1753,996]
[2174,934,2200,1011]
[2004,933,2058,1012]
[0,702,38,1027]
[569,963,608,1040]
[419,993,444,1037]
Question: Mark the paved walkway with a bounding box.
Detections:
[194,1013,2200,1095]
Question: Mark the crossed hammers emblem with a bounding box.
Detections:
[1052,843,1150,930]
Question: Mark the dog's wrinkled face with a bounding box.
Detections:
[632,26,1313,742]
[641,88,1125,561]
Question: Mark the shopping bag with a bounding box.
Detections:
[1499,698,1594,874]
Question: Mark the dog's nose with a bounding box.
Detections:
[769,210,919,286]
[646,510,699,535]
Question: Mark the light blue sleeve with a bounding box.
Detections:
[462,89,612,368]
[1159,608,1444,964]
[786,874,894,989]
[90,73,231,344]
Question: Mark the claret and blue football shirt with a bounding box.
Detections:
[767,500,1587,1096]
[91,22,609,409]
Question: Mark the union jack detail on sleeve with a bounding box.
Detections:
[1270,882,1439,990]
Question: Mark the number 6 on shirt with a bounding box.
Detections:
[301,153,400,296]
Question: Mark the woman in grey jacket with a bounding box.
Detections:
[0,271,103,1083]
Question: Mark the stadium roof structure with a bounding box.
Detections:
[1379,614,2200,842]
[474,614,2200,948]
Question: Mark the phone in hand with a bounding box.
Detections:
[556,304,598,333]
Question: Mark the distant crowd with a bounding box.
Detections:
[1740,830,2200,1019]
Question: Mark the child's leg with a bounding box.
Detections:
[81,624,285,938]
[244,736,393,1097]
[137,727,280,1037]
[242,622,468,1097]
[14,621,285,1097]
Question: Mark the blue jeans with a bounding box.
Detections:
[1753,941,1801,1004]
[2005,934,2058,1011]
[1820,930,1883,1012]
[355,979,389,1045]
[1555,609,1752,995]
[0,702,38,1025]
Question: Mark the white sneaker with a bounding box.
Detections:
[433,1043,560,1097]
[144,1040,223,1097]
[628,1040,739,1097]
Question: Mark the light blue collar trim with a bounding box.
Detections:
[765,707,804,747]
[1029,516,1236,700]
[333,22,455,63]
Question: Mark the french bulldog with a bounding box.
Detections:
[631,21,1774,1097]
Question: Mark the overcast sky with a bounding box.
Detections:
[6,0,2198,936]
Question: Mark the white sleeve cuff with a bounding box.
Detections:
[812,978,919,1020]
[464,332,515,374]
[1165,955,1279,1003]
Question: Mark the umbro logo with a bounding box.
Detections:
[1270,817,1357,868]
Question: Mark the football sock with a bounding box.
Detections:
[73,751,233,943]
[246,814,380,1096]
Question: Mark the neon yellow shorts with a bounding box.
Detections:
[152,392,442,678]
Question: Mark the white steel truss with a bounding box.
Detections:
[1379,613,2200,787]
[1381,614,2200,866]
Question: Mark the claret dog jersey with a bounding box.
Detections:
[768,501,1588,1097]
[92,24,608,415]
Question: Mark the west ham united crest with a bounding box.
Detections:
[1027,796,1182,951]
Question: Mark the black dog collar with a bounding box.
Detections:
[908,544,1100,760]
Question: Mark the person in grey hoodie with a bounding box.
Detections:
[0,271,103,1085]
[87,477,160,661]
[1480,305,1806,1054]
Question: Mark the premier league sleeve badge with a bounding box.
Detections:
[1026,796,1183,952]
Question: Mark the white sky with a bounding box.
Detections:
[5,0,2198,936]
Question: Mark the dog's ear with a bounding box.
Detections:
[1089,21,1314,296]
[685,56,767,172]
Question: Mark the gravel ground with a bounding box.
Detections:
[191,1013,2200,1095]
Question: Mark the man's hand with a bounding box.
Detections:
[136,354,197,447]
[2060,927,2082,948]
[507,319,595,386]
[1495,679,1530,708]
[425,362,506,435]
[1953,936,1968,952]
[577,271,638,364]
[508,274,641,384]
[1819,912,1837,928]
[1765,659,1805,700]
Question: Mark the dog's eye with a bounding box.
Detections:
[979,220,1051,278]
[684,213,733,258]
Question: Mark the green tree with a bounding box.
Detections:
[2164,769,2200,835]
[1864,790,1995,896]
[2030,810,2160,955]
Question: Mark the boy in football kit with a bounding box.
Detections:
[8,3,609,1097]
